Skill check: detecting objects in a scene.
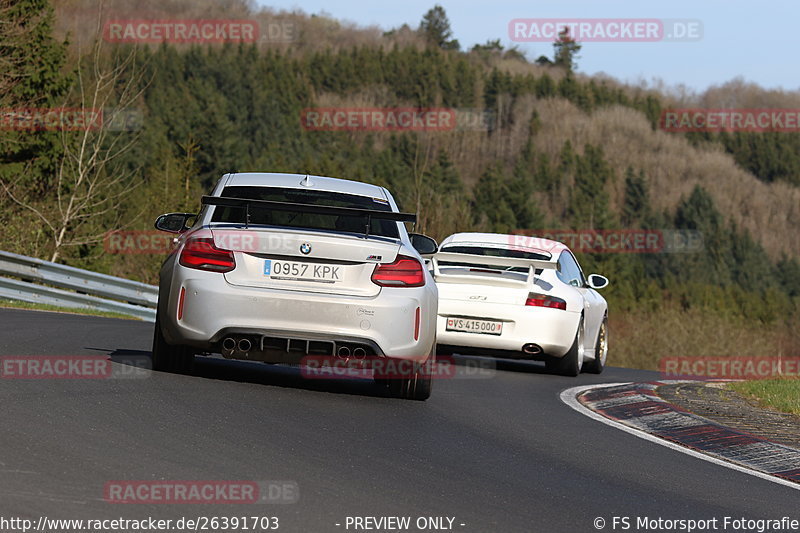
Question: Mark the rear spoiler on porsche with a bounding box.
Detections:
[429,251,557,286]
[201,195,416,238]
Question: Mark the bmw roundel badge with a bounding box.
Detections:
[300,243,312,255]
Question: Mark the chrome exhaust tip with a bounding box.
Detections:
[336,346,351,358]
[522,343,542,355]
[238,338,252,353]
[222,337,237,354]
[352,347,367,359]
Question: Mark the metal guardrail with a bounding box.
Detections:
[0,250,157,321]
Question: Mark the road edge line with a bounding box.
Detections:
[560,383,800,492]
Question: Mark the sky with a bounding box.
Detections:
[255,0,796,94]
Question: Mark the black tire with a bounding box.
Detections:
[151,314,195,374]
[548,318,583,377]
[384,347,434,401]
[584,317,608,375]
[388,364,432,401]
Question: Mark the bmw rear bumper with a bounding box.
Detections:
[161,269,436,362]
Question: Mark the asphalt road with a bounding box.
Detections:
[0,308,797,532]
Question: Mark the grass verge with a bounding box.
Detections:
[729,379,800,416]
[0,299,141,321]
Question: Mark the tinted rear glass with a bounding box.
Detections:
[210,186,400,238]
[439,245,549,273]
[441,245,550,260]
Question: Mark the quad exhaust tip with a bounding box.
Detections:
[238,338,252,353]
[336,346,351,358]
[522,343,542,355]
[223,337,371,358]
[222,337,237,352]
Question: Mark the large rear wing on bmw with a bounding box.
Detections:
[429,251,558,286]
[201,195,416,238]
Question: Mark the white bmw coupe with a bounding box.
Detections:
[152,172,439,400]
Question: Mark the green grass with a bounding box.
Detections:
[729,379,800,416]
[0,299,141,321]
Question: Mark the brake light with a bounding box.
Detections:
[371,255,425,287]
[179,237,235,273]
[525,293,567,310]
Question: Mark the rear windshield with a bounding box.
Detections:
[439,245,549,273]
[441,245,549,260]
[210,186,400,238]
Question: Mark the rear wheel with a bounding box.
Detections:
[548,317,583,377]
[383,345,434,401]
[388,362,432,401]
[584,317,608,375]
[151,314,195,374]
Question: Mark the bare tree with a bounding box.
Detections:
[1,38,148,262]
[411,131,435,234]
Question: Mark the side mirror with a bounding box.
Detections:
[586,274,609,290]
[409,233,438,255]
[154,213,196,233]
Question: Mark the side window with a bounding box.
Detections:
[569,252,586,286]
[557,251,584,287]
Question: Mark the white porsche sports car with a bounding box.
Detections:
[152,172,439,400]
[432,233,609,376]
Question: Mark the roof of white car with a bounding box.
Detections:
[440,232,569,256]
[222,172,389,200]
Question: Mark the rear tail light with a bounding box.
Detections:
[179,237,235,273]
[371,255,425,287]
[525,292,567,310]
